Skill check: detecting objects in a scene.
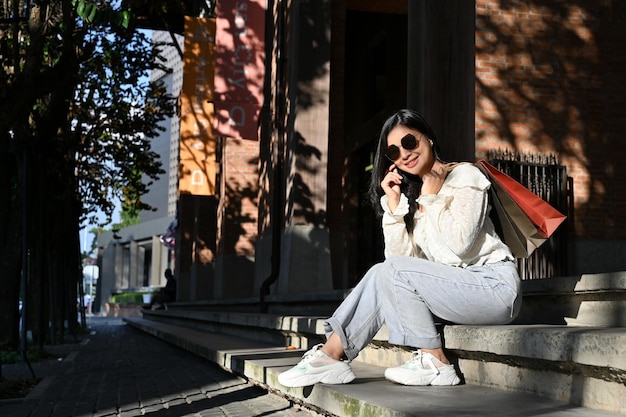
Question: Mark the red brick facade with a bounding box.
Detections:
[218,138,259,255]
[211,1,626,292]
[475,1,626,239]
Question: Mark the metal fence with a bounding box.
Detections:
[487,150,572,280]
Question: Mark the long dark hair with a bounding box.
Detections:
[366,109,444,232]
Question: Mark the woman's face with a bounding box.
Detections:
[385,125,435,177]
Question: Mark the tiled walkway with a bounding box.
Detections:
[0,319,315,417]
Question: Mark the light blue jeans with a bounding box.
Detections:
[324,256,521,361]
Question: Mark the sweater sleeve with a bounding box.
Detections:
[380,194,424,258]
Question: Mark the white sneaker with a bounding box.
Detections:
[278,344,356,387]
[384,350,461,386]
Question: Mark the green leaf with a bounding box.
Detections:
[76,0,86,17]
[87,4,97,23]
[120,11,131,29]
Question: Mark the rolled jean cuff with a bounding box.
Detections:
[325,316,443,358]
[323,317,360,361]
[388,332,441,350]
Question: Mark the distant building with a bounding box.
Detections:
[94,31,182,314]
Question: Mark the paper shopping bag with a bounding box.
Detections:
[476,160,567,258]
[477,160,567,238]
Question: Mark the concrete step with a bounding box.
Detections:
[164,289,349,316]
[164,272,626,325]
[515,272,626,326]
[132,311,626,414]
[444,325,626,412]
[124,317,624,417]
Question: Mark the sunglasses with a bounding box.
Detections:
[385,133,418,161]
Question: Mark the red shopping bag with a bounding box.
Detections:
[477,160,566,238]
[476,160,567,258]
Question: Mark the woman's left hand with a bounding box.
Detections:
[421,163,450,195]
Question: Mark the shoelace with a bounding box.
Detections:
[299,344,324,363]
[407,350,440,375]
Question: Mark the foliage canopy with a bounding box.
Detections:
[0,0,177,352]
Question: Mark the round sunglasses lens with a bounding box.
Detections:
[401,134,418,150]
[386,145,400,161]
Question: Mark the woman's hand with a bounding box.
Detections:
[421,163,450,195]
[382,165,403,213]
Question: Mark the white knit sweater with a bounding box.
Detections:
[380,163,513,267]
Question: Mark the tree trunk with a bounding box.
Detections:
[0,150,24,351]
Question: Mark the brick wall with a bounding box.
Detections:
[475,1,626,239]
[218,138,259,255]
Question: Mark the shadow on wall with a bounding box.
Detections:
[475,2,626,261]
[224,132,323,252]
[288,131,325,226]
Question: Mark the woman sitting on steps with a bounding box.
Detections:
[278,109,521,388]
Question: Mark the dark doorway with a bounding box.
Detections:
[143,246,152,287]
[343,7,408,285]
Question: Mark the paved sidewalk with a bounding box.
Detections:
[0,319,316,417]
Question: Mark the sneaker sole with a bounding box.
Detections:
[385,371,438,386]
[384,368,460,386]
[431,372,461,386]
[322,368,356,385]
[279,367,356,388]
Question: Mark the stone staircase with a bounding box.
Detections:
[125,271,625,416]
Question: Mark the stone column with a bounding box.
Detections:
[289,0,333,294]
[408,0,476,162]
[258,0,334,295]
